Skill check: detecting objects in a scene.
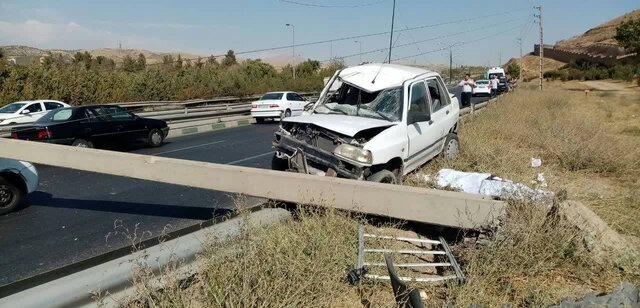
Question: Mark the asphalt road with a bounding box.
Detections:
[0,86,492,286]
[0,123,280,286]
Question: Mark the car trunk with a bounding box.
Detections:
[11,124,50,141]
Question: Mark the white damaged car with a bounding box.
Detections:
[271,63,460,184]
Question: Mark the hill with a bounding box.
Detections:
[554,9,640,55]
[506,55,566,81]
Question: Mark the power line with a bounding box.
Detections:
[391,23,529,62]
[279,0,387,8]
[320,17,523,63]
[145,8,530,67]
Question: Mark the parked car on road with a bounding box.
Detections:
[498,76,509,92]
[272,63,460,184]
[472,80,491,96]
[11,105,169,148]
[0,100,70,125]
[250,91,309,123]
[0,158,38,215]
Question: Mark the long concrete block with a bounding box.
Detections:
[0,138,504,228]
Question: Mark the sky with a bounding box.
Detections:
[0,0,638,66]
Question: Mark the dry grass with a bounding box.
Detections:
[421,81,640,237]
[449,199,625,307]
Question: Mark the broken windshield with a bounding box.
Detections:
[314,81,403,122]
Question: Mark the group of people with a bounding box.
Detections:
[457,74,500,108]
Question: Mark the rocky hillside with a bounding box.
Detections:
[554,9,640,55]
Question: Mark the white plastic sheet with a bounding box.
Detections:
[427,169,554,204]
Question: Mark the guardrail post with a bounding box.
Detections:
[184,107,188,115]
[471,103,475,115]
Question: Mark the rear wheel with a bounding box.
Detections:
[271,153,288,171]
[147,129,164,147]
[255,117,265,124]
[284,109,292,118]
[0,177,22,215]
[367,170,398,184]
[441,133,459,160]
[72,139,93,148]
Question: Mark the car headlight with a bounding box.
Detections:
[334,144,372,166]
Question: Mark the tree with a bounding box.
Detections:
[506,62,521,80]
[175,54,183,69]
[615,18,640,52]
[122,55,137,72]
[295,59,321,78]
[206,55,218,67]
[136,53,146,71]
[222,50,237,67]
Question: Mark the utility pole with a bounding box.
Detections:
[388,0,396,64]
[286,23,296,80]
[535,5,543,90]
[517,37,523,82]
[449,47,453,84]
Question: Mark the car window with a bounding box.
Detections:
[286,93,295,101]
[51,109,73,121]
[44,102,64,110]
[426,78,447,113]
[105,106,134,121]
[260,93,283,100]
[409,81,429,115]
[87,107,112,122]
[292,93,305,101]
[25,103,43,113]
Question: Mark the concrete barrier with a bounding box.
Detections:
[0,138,504,229]
[0,208,292,308]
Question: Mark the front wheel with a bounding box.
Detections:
[147,129,164,147]
[367,170,399,184]
[441,133,460,160]
[0,177,22,215]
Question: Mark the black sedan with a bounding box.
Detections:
[11,105,169,148]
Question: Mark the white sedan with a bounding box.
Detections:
[0,100,70,125]
[250,92,309,123]
[472,80,491,96]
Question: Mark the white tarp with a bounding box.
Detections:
[425,169,554,204]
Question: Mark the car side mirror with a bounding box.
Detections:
[408,111,431,124]
[21,109,30,114]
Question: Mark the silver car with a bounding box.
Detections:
[0,158,39,215]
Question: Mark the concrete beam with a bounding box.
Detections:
[0,138,504,228]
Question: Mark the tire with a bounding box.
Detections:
[367,170,398,184]
[284,109,292,117]
[72,139,93,148]
[441,133,460,160]
[271,153,288,171]
[0,176,22,215]
[255,117,265,124]
[147,129,164,147]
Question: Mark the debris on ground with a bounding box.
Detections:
[421,169,554,205]
[551,282,639,307]
[531,157,542,168]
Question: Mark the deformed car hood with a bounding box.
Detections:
[282,114,396,137]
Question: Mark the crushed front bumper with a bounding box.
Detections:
[273,132,363,180]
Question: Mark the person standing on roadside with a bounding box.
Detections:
[490,74,499,97]
[458,74,475,108]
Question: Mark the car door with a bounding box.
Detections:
[404,79,440,173]
[105,106,146,143]
[289,93,306,116]
[17,102,46,123]
[425,77,453,149]
[85,106,118,145]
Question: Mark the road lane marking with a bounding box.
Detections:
[153,140,225,156]
[226,151,274,165]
